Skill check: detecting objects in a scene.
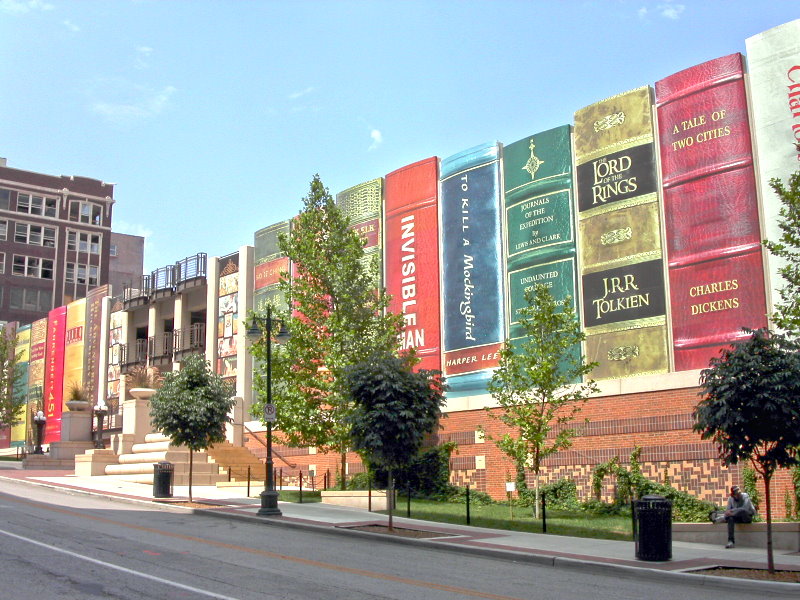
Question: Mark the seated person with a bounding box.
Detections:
[711,485,756,548]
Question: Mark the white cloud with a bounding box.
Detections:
[0,0,54,14]
[91,83,177,124]
[637,7,648,19]
[288,86,315,100]
[62,19,79,32]
[368,128,383,152]
[134,46,153,70]
[112,220,153,240]
[657,2,684,20]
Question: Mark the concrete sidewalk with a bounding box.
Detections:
[2,466,799,592]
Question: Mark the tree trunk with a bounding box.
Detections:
[533,472,540,519]
[387,468,394,532]
[765,471,774,573]
[340,447,347,491]
[189,450,194,503]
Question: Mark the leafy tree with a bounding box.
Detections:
[694,328,800,572]
[344,351,446,529]
[486,284,598,517]
[764,169,800,333]
[252,175,403,488]
[0,325,25,429]
[150,353,235,501]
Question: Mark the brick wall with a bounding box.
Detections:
[244,383,797,518]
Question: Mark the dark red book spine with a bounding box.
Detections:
[656,53,768,370]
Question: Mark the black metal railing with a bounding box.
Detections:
[175,253,207,285]
[122,275,150,306]
[150,264,176,293]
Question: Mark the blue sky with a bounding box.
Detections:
[1,1,797,272]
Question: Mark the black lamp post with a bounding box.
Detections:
[247,305,290,517]
[33,410,46,454]
[93,403,108,449]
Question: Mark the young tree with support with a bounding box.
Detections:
[486,284,598,517]
[345,350,446,530]
[694,328,800,573]
[251,175,403,489]
[0,324,25,431]
[150,353,235,502]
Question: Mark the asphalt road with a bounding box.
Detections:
[0,479,795,600]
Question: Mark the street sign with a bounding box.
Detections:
[264,403,277,423]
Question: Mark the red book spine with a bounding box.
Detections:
[43,306,67,444]
[384,157,442,373]
[656,54,768,370]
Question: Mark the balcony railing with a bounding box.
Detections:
[176,253,207,290]
[122,275,150,308]
[148,332,175,367]
[174,323,206,358]
[150,265,176,299]
[119,339,148,373]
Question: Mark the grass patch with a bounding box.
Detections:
[379,497,635,541]
[0,456,22,462]
[277,489,321,503]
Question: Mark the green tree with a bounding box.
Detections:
[486,284,598,517]
[694,328,800,573]
[764,169,800,333]
[252,175,403,488]
[0,325,25,429]
[150,353,235,501]
[344,351,446,530]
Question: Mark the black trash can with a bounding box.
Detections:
[635,495,672,561]
[153,461,174,498]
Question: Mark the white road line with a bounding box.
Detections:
[0,528,243,600]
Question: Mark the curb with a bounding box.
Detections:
[3,474,798,594]
[192,504,800,594]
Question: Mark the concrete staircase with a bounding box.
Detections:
[207,440,266,486]
[103,433,227,486]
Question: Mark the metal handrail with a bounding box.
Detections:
[243,424,297,468]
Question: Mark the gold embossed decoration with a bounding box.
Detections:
[522,139,544,180]
[219,259,238,277]
[600,227,633,246]
[593,111,626,132]
[607,345,640,361]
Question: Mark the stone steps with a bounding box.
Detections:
[103,432,227,486]
[207,440,265,484]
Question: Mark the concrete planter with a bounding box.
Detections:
[321,490,395,511]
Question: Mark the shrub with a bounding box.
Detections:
[743,467,761,511]
[519,477,580,510]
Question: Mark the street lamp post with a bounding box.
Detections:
[33,410,46,454]
[93,403,108,449]
[247,305,290,517]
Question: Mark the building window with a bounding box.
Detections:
[110,243,118,257]
[9,288,52,312]
[89,265,99,286]
[69,200,102,225]
[12,255,54,279]
[67,231,101,254]
[13,223,56,247]
[17,194,57,217]
[0,252,4,274]
[0,189,9,210]
[65,262,75,283]
[0,219,6,241]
